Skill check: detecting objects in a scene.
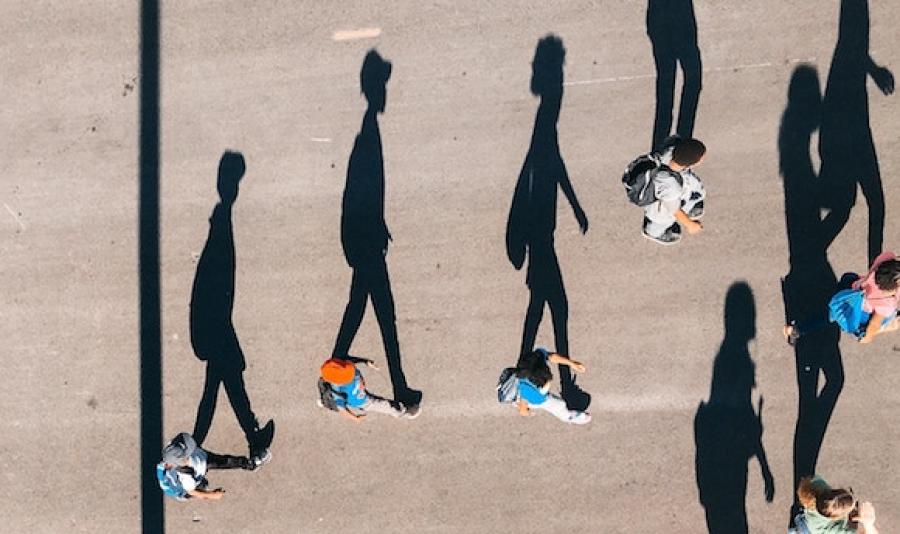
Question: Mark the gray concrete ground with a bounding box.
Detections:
[2,1,899,532]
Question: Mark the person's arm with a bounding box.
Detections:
[344,356,379,369]
[859,312,886,344]
[187,488,225,500]
[340,408,364,423]
[517,399,531,417]
[865,57,894,96]
[557,158,588,234]
[547,353,586,373]
[752,398,775,502]
[674,209,703,234]
[856,502,878,534]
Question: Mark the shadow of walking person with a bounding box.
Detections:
[647,0,703,152]
[331,50,421,409]
[190,151,274,465]
[818,0,894,264]
[779,66,846,528]
[694,282,775,534]
[506,35,591,412]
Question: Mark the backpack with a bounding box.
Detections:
[828,287,870,337]
[623,135,684,207]
[317,378,347,411]
[497,367,519,404]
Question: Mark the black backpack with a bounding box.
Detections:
[622,153,666,207]
[317,378,347,411]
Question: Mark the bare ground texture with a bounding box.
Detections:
[2,1,899,533]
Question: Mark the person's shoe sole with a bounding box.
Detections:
[642,231,680,246]
[251,449,272,469]
[403,404,422,420]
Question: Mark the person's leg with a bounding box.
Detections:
[675,45,702,140]
[534,393,590,424]
[362,393,406,417]
[206,450,252,470]
[332,267,370,358]
[651,42,678,151]
[192,365,222,446]
[367,257,419,405]
[857,154,885,264]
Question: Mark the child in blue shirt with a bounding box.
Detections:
[320,357,419,421]
[515,349,591,424]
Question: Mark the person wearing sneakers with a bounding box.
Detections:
[156,432,258,502]
[642,136,707,245]
[515,348,591,424]
[319,357,419,422]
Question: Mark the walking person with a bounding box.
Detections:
[190,151,273,468]
[640,136,707,245]
[647,0,702,151]
[331,50,421,409]
[783,251,899,344]
[514,349,590,425]
[792,476,880,534]
[317,357,419,422]
[505,35,590,409]
[156,432,257,502]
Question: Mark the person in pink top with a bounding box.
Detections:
[783,251,899,344]
[853,251,900,344]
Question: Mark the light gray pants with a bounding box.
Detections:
[359,393,405,417]
[533,393,590,424]
[643,173,706,237]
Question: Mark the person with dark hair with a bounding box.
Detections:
[783,251,899,344]
[792,476,879,534]
[642,135,707,245]
[514,349,590,424]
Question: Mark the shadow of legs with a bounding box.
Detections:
[652,47,677,150]
[368,258,421,406]
[192,365,221,446]
[332,268,369,358]
[676,47,702,139]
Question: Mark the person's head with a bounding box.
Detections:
[360,49,392,113]
[670,138,706,169]
[874,259,900,293]
[162,432,197,467]
[217,151,245,203]
[723,282,756,341]
[798,477,857,519]
[515,350,553,387]
[530,34,565,97]
[320,358,356,386]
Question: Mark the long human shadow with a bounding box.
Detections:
[646,0,702,151]
[779,65,845,527]
[505,35,590,411]
[190,152,274,459]
[694,282,774,534]
[818,0,894,263]
[331,50,421,408]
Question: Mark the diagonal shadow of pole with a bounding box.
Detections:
[139,0,163,532]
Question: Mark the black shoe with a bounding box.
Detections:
[248,419,275,459]
[249,448,272,469]
[642,221,682,245]
[687,201,704,221]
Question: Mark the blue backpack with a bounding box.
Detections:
[828,288,870,337]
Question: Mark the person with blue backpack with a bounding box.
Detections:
[623,136,707,245]
[784,251,900,344]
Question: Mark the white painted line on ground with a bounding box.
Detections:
[565,57,818,87]
[332,27,382,41]
[4,203,25,231]
[310,137,332,143]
